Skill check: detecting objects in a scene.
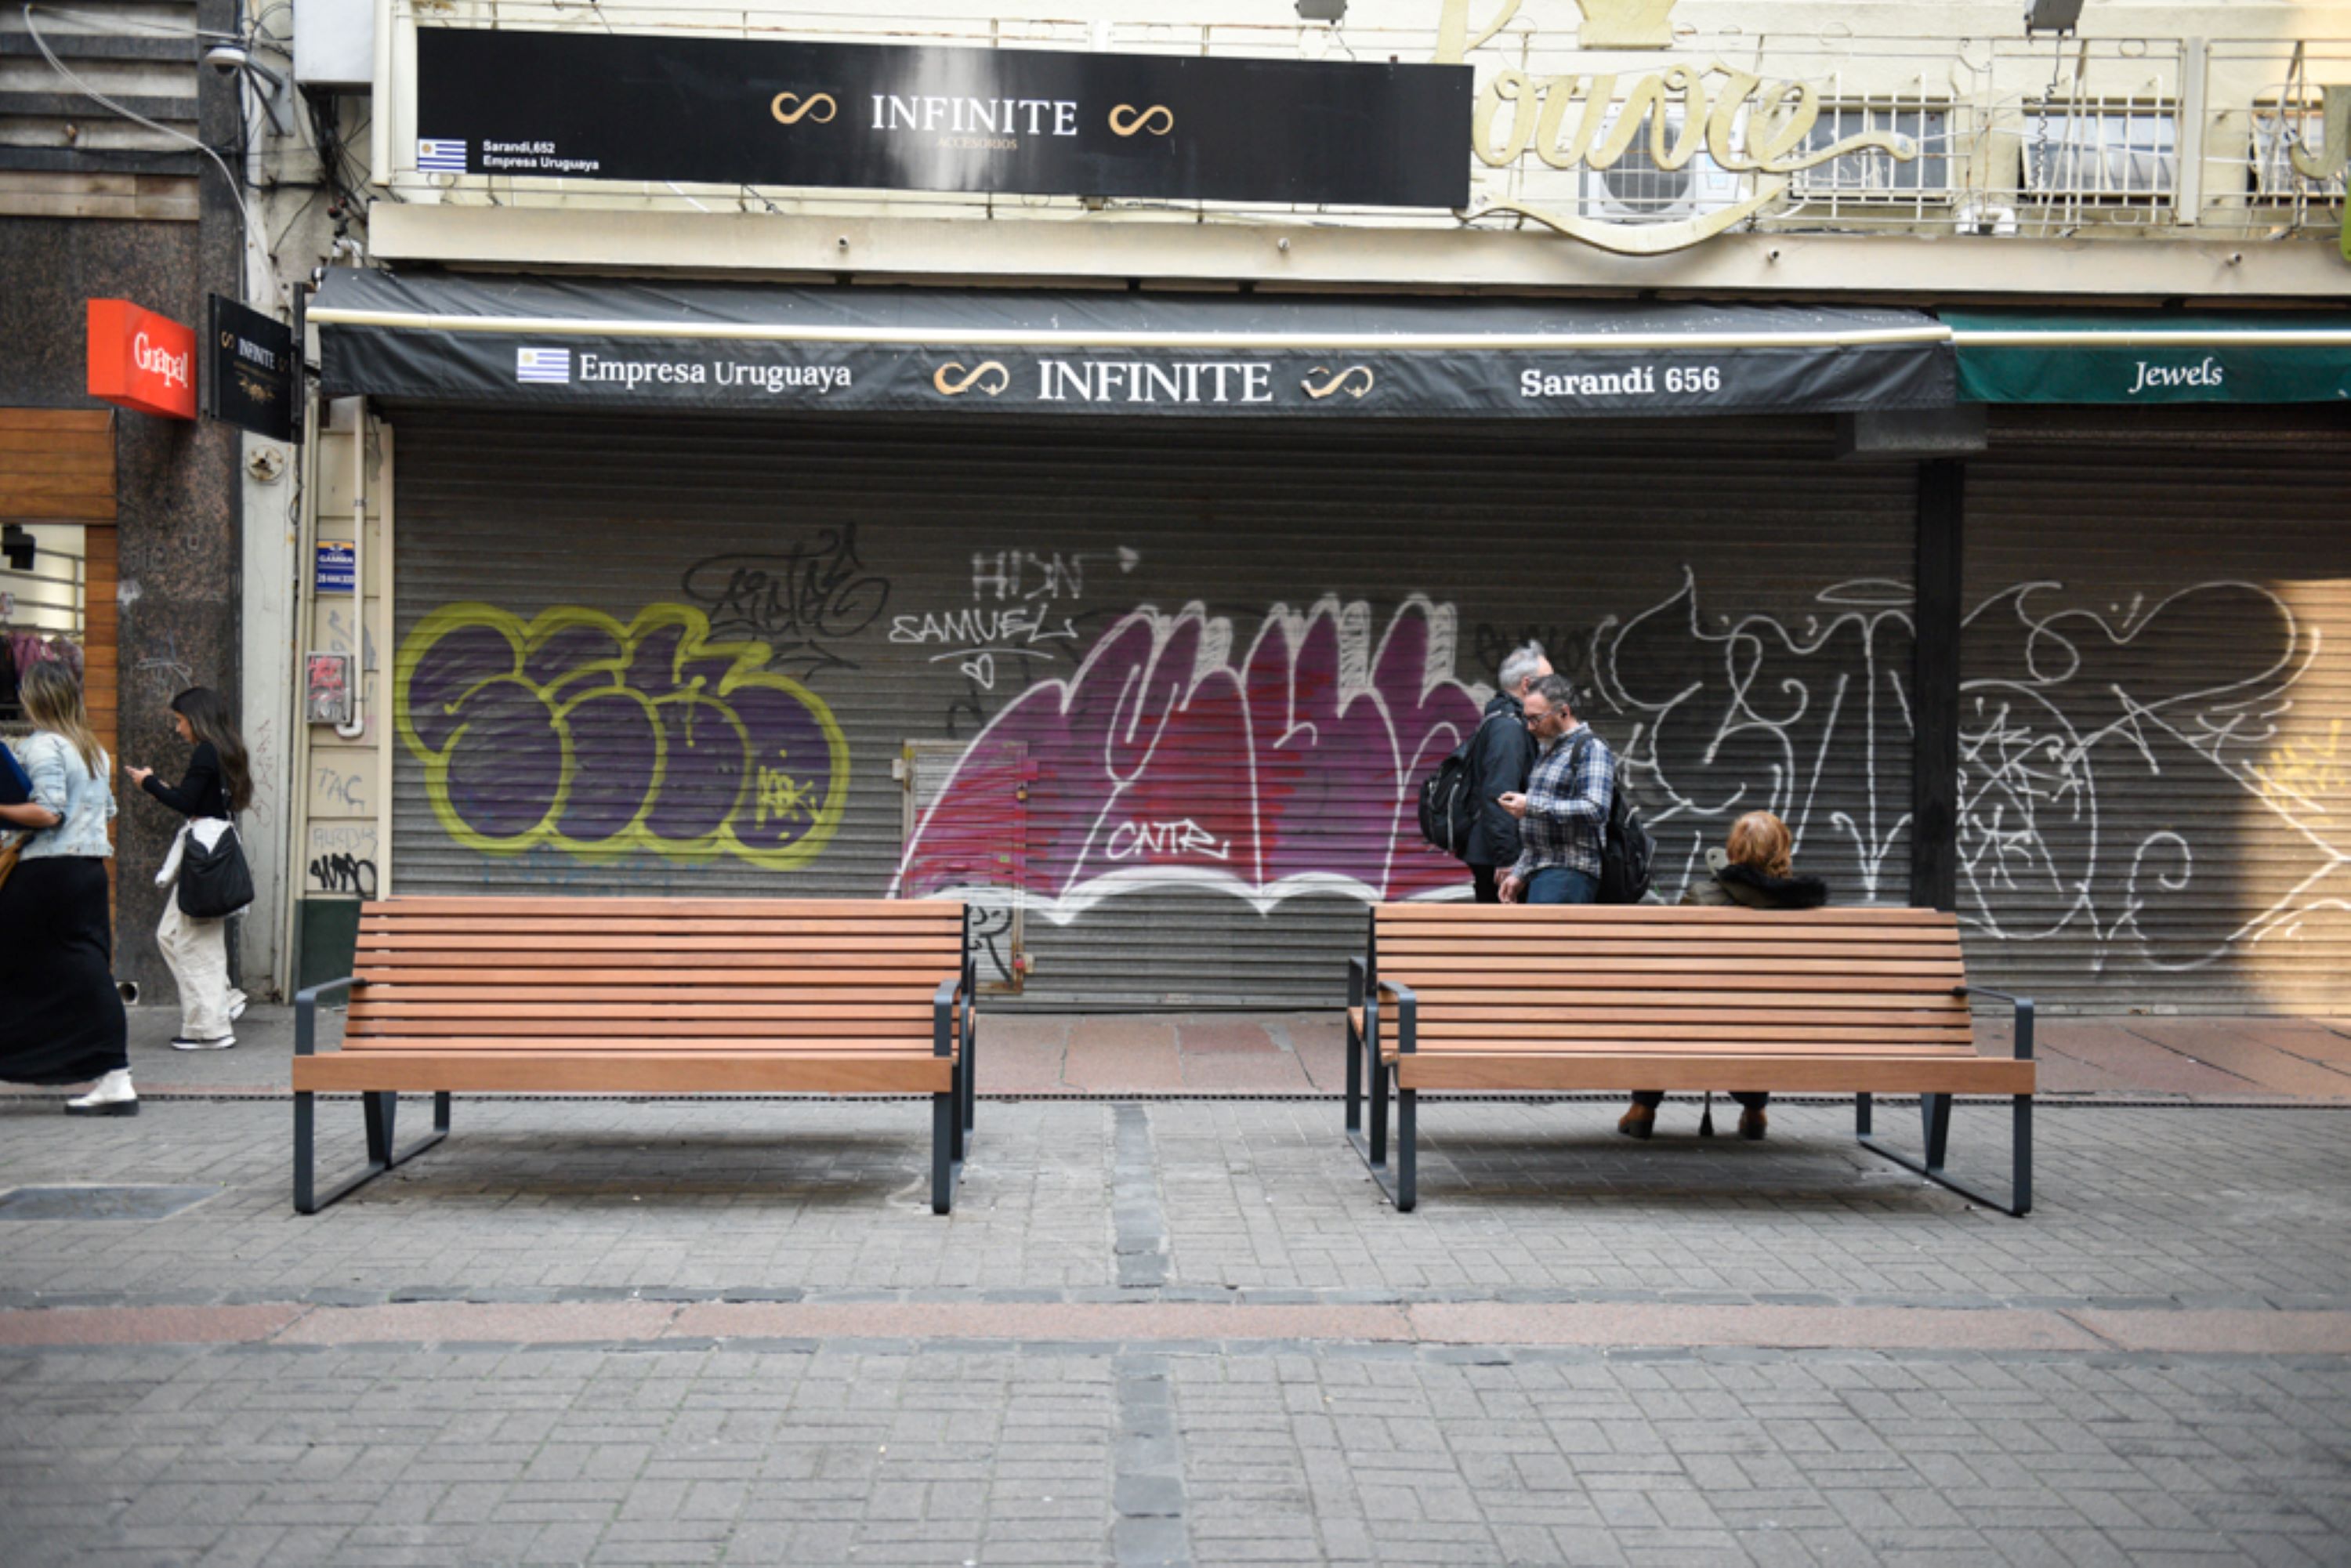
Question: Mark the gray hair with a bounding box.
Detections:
[1529,673,1579,715]
[1497,640,1548,695]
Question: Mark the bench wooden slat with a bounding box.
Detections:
[359,932,963,951]
[344,1016,950,1038]
[1377,919,1962,943]
[295,1050,954,1094]
[353,982,946,1002]
[1380,957,1965,977]
[356,951,957,973]
[350,1001,937,1021]
[1379,941,1962,961]
[1396,974,1974,995]
[1396,1053,2034,1094]
[1401,990,1966,1011]
[1373,1006,1965,1030]
[360,916,962,938]
[1379,902,1956,922]
[339,1030,953,1049]
[360,897,962,919]
[1386,1037,1980,1056]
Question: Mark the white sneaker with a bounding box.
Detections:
[65,1069,138,1117]
[227,990,248,1022]
[170,1034,235,1051]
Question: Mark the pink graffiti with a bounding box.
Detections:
[895,596,1482,919]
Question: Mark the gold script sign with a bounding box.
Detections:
[1436,0,1917,254]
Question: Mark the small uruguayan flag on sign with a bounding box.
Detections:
[515,347,572,385]
[415,139,468,172]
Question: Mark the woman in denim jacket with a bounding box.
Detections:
[0,661,132,1114]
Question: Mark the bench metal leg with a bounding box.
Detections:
[1857,1092,2033,1218]
[293,1090,451,1215]
[1396,1089,1417,1211]
[1347,1063,1411,1208]
[1343,1012,1362,1134]
[962,1025,979,1138]
[930,1092,964,1215]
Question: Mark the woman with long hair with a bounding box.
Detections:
[0,661,133,1113]
[125,686,252,1051]
[1618,809,1828,1143]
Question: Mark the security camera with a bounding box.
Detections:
[203,42,249,74]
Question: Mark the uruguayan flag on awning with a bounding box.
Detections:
[515,347,572,385]
[415,139,468,172]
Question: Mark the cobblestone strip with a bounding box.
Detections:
[7,1300,2351,1354]
[1112,1352,1193,1567]
[1114,1105,1172,1290]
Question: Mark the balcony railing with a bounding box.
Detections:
[375,3,2349,244]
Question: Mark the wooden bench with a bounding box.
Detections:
[291,897,976,1214]
[1345,904,2034,1214]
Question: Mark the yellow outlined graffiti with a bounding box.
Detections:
[394,601,849,869]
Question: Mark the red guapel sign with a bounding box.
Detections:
[86,299,196,419]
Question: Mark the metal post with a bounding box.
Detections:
[1911,459,1964,911]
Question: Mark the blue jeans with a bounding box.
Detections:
[1526,867,1599,905]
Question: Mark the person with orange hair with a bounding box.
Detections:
[1618,810,1827,1142]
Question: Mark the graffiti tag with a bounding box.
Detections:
[395,602,849,868]
[677,525,889,679]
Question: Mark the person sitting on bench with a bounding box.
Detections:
[1620,809,1828,1143]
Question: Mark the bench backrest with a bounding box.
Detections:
[1369,903,1972,1052]
[348,896,967,1047]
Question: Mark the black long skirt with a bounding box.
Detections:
[0,854,129,1084]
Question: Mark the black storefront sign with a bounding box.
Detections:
[414,28,1470,208]
[312,273,1956,420]
[324,332,1952,421]
[205,295,296,440]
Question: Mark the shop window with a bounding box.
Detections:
[2021,102,2177,201]
[0,522,88,731]
[1791,103,1958,201]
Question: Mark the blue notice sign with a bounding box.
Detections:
[316,541,355,593]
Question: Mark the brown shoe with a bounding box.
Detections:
[1617,1103,1655,1140]
[1737,1106,1768,1141]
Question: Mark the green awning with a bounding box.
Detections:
[1948,310,2351,404]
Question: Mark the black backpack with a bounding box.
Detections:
[1417,711,1505,863]
[1567,732,1656,904]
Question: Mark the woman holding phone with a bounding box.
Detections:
[125,686,251,1051]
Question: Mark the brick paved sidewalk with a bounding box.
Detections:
[70,1003,2351,1102]
[2,1088,2348,1565]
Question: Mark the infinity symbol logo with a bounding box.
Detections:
[1109,103,1175,137]
[933,360,1010,397]
[1302,365,1375,400]
[770,92,838,125]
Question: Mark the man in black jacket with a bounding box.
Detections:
[1463,641,1549,904]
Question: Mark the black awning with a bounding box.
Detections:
[312,270,1954,420]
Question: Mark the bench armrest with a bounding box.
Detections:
[933,970,967,1058]
[1380,979,1420,1055]
[1346,955,1366,1009]
[1954,985,2034,1061]
[294,976,357,1059]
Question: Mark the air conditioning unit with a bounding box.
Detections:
[2248,100,2349,201]
[1789,105,1958,204]
[2021,104,2176,200]
[1578,110,1745,224]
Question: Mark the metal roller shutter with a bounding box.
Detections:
[1962,434,2351,1014]
[389,410,1916,1007]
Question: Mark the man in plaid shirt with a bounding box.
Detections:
[1497,674,1613,905]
